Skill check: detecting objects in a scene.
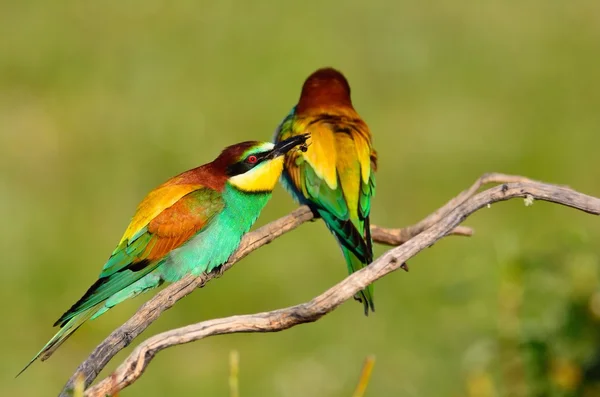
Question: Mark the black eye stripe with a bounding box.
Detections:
[247,152,268,163]
[226,162,251,176]
[226,153,268,177]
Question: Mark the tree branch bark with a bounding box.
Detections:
[57,212,471,397]
[60,174,598,397]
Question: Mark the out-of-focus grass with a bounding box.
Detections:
[2,1,600,396]
[352,356,376,397]
[230,350,239,397]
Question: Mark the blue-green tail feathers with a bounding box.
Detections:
[317,208,375,315]
[342,247,375,315]
[279,172,376,315]
[55,259,159,326]
[18,259,162,376]
[317,209,372,264]
[16,304,102,377]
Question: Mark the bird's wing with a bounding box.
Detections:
[101,184,224,276]
[278,111,375,262]
[117,183,203,247]
[54,185,224,326]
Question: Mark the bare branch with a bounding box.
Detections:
[58,220,473,394]
[57,207,471,396]
[57,173,580,396]
[81,180,600,396]
[56,174,526,395]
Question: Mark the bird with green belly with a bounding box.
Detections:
[19,134,309,375]
[274,67,378,315]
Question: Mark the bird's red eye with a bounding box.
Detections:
[247,155,258,164]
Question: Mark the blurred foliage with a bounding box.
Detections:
[462,237,600,397]
[1,1,600,396]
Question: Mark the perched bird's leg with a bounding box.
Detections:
[214,265,227,278]
[308,207,321,222]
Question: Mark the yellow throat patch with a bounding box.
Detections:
[229,156,285,192]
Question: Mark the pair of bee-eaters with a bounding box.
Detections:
[19,67,377,375]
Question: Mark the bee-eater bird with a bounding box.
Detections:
[19,134,309,376]
[273,67,377,315]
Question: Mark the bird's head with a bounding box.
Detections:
[216,134,310,193]
[296,67,353,114]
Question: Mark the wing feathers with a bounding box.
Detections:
[56,187,224,327]
[277,108,375,264]
[119,184,203,245]
[286,111,375,224]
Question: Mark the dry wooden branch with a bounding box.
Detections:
[81,177,600,396]
[58,173,583,396]
[80,179,600,396]
[57,211,471,397]
[57,205,477,395]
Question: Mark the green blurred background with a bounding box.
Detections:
[2,1,600,396]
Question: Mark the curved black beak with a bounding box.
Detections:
[270,133,310,158]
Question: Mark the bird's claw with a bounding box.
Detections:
[400,262,409,272]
